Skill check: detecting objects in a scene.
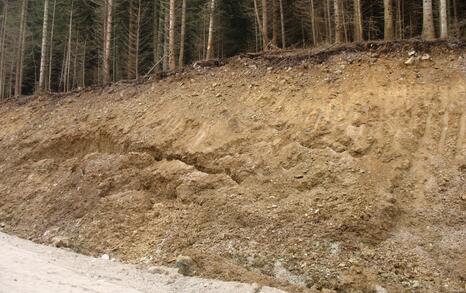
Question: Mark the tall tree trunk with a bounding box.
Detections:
[48,0,56,91]
[153,0,159,64]
[103,0,113,84]
[127,0,140,79]
[334,0,343,43]
[271,0,278,46]
[422,0,435,40]
[128,0,135,78]
[206,0,215,59]
[0,0,8,98]
[168,0,176,70]
[326,0,333,42]
[179,0,186,66]
[156,4,164,70]
[384,0,394,40]
[163,4,169,71]
[65,2,73,92]
[342,0,348,42]
[261,0,269,49]
[39,0,50,92]
[15,0,28,97]
[253,0,264,50]
[82,40,86,88]
[451,0,458,38]
[8,55,13,97]
[439,0,448,39]
[279,0,285,47]
[309,0,317,45]
[72,31,78,89]
[396,0,402,38]
[353,0,363,41]
[135,0,141,78]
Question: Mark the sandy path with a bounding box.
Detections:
[0,232,284,293]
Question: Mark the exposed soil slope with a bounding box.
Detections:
[0,42,465,292]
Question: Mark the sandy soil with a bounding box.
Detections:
[0,232,284,293]
[0,41,465,292]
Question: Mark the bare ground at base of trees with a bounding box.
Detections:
[0,44,465,292]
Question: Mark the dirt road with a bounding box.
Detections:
[0,232,284,293]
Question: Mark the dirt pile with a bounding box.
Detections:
[0,42,465,292]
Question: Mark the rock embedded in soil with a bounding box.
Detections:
[176,255,198,276]
[51,236,71,248]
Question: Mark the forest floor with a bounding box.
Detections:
[0,41,465,292]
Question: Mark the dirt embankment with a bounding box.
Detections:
[0,42,465,292]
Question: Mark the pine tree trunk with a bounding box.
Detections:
[179,0,186,66]
[342,0,348,42]
[163,5,169,71]
[353,0,363,41]
[326,0,333,42]
[135,0,141,78]
[153,0,159,64]
[48,0,56,91]
[309,0,317,45]
[279,0,285,47]
[452,0,458,38]
[206,0,215,59]
[72,32,78,89]
[261,0,269,49]
[253,0,264,50]
[439,0,448,39]
[39,0,50,92]
[271,0,278,46]
[65,2,73,92]
[156,5,164,70]
[168,0,176,70]
[15,0,28,97]
[0,0,8,98]
[422,0,435,40]
[396,0,402,38]
[103,0,113,84]
[384,0,394,40]
[82,40,86,88]
[127,0,139,79]
[128,0,134,78]
[334,0,343,43]
[8,56,13,97]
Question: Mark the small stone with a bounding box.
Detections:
[421,54,431,61]
[321,289,337,293]
[408,50,416,57]
[101,254,110,260]
[375,285,388,293]
[176,255,198,276]
[0,222,5,228]
[52,236,70,248]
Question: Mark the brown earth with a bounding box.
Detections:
[0,42,465,292]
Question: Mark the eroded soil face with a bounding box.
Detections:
[0,44,465,292]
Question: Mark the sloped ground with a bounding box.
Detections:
[0,42,465,292]
[0,232,284,293]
